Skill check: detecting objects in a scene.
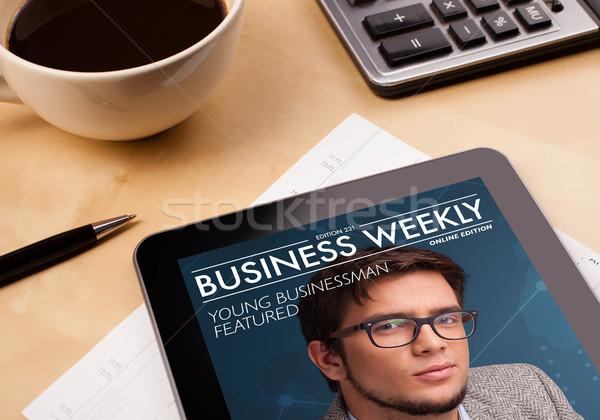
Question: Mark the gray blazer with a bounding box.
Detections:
[322,363,582,419]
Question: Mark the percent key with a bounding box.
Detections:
[482,10,520,39]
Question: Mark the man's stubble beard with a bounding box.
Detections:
[343,357,468,416]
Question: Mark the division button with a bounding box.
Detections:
[379,27,453,67]
[432,0,468,21]
[481,10,520,39]
[466,0,500,13]
[515,3,552,30]
[347,0,375,5]
[364,4,435,40]
[449,19,487,48]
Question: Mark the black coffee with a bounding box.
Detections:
[8,0,227,72]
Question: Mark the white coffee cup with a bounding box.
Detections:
[0,0,244,141]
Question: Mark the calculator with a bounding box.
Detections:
[317,0,600,95]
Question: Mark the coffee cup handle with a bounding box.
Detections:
[0,72,22,104]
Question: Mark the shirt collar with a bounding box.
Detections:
[347,403,471,420]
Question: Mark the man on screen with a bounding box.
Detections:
[297,246,581,420]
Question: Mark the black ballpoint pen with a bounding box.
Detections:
[0,214,136,287]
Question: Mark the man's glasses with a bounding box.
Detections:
[330,310,479,348]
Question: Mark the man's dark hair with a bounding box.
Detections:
[297,246,466,392]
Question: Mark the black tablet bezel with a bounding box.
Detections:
[134,148,600,419]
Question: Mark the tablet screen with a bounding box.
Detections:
[176,176,599,419]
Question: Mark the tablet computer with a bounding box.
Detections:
[134,148,600,419]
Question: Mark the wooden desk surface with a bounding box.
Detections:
[1,0,599,417]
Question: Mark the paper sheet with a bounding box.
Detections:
[253,114,429,203]
[23,114,600,419]
[22,304,180,420]
[556,230,600,301]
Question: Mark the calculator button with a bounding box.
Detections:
[347,0,374,5]
[515,3,553,30]
[449,19,487,48]
[379,27,453,66]
[550,0,564,12]
[466,0,500,13]
[505,0,530,5]
[432,0,469,21]
[482,10,520,39]
[364,5,435,40]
